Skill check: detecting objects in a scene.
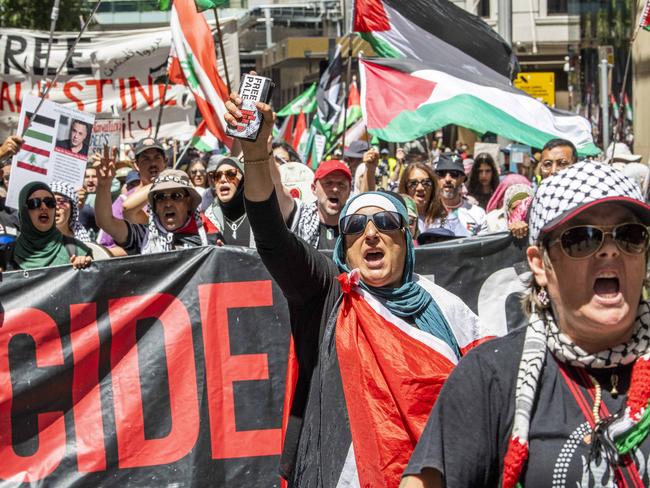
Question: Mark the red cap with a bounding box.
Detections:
[314,159,352,181]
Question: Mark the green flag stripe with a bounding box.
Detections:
[369,94,601,157]
[358,32,403,59]
[25,129,53,143]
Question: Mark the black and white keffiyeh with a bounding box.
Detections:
[50,180,91,242]
[528,160,646,245]
[296,201,320,248]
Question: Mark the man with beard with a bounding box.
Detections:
[201,154,295,246]
[343,140,379,195]
[434,153,487,237]
[97,138,167,249]
[292,159,352,250]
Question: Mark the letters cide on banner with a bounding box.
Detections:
[7,94,95,208]
[0,235,527,486]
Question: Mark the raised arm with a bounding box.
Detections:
[93,146,129,245]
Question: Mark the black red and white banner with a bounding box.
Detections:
[0,233,527,486]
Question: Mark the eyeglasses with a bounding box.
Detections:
[190,169,206,175]
[406,178,433,191]
[208,169,239,182]
[547,223,650,259]
[435,170,464,179]
[55,197,71,208]
[340,211,403,235]
[274,155,289,165]
[26,197,56,210]
[152,191,188,202]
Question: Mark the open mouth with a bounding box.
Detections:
[38,213,50,223]
[163,210,177,221]
[149,166,160,178]
[328,197,339,205]
[594,276,620,298]
[363,249,385,266]
[218,185,231,196]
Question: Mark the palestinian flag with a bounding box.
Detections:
[169,0,232,148]
[641,0,650,31]
[190,120,222,152]
[17,113,56,175]
[284,272,500,487]
[336,75,362,135]
[360,57,600,156]
[277,83,318,117]
[313,45,343,139]
[159,0,225,11]
[354,0,518,80]
[291,111,307,152]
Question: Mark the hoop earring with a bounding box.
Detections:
[537,286,550,308]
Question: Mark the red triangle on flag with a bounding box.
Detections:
[354,0,391,32]
[291,111,307,151]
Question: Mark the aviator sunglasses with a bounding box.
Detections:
[406,178,433,191]
[208,169,239,182]
[546,223,650,259]
[152,191,187,202]
[340,211,404,235]
[26,197,57,210]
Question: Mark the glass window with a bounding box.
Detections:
[548,0,568,14]
[478,0,490,17]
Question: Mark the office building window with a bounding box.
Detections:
[478,0,490,17]
[548,0,568,14]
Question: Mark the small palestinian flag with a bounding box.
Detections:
[359,57,600,156]
[641,0,650,31]
[276,83,317,117]
[17,113,56,175]
[354,0,518,80]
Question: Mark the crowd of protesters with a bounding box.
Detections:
[1,97,650,487]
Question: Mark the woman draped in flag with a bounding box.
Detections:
[225,90,496,487]
[402,161,650,487]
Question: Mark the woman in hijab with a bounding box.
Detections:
[7,181,92,271]
[403,161,650,487]
[485,182,534,239]
[225,97,498,488]
[50,180,92,242]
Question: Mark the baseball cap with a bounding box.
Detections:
[134,137,165,158]
[314,159,352,182]
[125,170,141,187]
[343,140,370,159]
[380,148,390,156]
[528,160,650,245]
[435,153,465,173]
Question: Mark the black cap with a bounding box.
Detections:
[417,227,458,245]
[343,140,371,159]
[435,153,464,173]
[134,137,165,158]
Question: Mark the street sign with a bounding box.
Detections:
[514,72,555,107]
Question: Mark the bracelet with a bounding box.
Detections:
[243,154,272,165]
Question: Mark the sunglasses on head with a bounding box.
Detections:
[546,223,650,259]
[406,178,433,191]
[26,197,56,210]
[209,169,239,182]
[435,170,464,179]
[340,211,403,235]
[153,191,187,202]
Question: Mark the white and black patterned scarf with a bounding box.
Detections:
[296,201,320,248]
[142,207,207,254]
[50,180,91,242]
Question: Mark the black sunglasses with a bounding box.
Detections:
[153,191,187,202]
[435,170,464,179]
[406,178,433,191]
[26,197,56,210]
[340,211,403,235]
[547,223,650,259]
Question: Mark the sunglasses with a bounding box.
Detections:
[153,191,187,202]
[340,211,403,235]
[435,170,464,179]
[190,169,206,175]
[55,197,71,208]
[547,223,650,259]
[26,197,56,210]
[406,178,433,191]
[208,169,239,182]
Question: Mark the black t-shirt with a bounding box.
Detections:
[221,215,251,247]
[317,222,338,250]
[405,326,650,487]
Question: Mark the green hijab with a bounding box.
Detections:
[14,181,88,269]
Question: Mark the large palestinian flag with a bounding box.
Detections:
[354,0,518,80]
[360,57,600,156]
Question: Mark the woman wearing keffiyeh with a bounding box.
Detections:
[404,160,650,488]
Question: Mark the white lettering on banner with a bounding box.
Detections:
[0,23,240,142]
[477,267,528,336]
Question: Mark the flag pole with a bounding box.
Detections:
[340,34,353,151]
[154,76,170,139]
[41,0,61,88]
[20,0,103,138]
[213,7,232,93]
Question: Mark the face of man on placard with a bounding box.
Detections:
[69,121,88,153]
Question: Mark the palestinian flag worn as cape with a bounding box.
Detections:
[360,57,600,156]
[169,0,232,148]
[354,0,518,80]
[284,272,500,487]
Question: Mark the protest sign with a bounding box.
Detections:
[89,117,122,155]
[0,21,239,142]
[6,94,95,208]
[0,234,527,486]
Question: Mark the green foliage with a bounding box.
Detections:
[0,0,90,30]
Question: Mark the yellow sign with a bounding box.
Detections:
[514,72,555,107]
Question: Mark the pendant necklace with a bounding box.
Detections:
[225,214,247,239]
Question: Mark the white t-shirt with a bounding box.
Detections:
[352,163,366,196]
[422,199,488,237]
